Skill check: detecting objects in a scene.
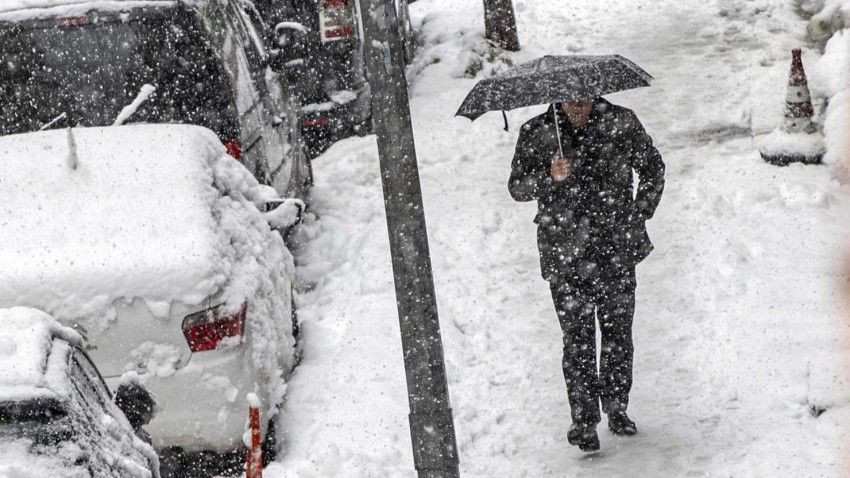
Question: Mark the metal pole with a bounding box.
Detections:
[483,0,520,51]
[358,0,460,476]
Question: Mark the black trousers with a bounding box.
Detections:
[549,267,636,426]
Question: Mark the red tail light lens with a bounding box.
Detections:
[320,0,356,41]
[302,117,330,128]
[57,16,90,27]
[224,140,243,163]
[182,303,247,352]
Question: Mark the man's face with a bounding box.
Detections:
[563,100,594,122]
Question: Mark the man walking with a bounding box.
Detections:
[509,98,664,452]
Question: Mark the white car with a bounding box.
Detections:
[0,307,159,478]
[0,125,301,463]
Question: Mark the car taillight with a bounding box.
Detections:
[302,117,330,128]
[57,16,90,27]
[320,0,357,42]
[182,303,247,352]
[224,140,243,163]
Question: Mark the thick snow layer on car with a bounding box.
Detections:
[0,308,159,478]
[0,125,225,323]
[0,0,176,21]
[0,440,88,478]
[0,123,296,433]
[0,307,80,402]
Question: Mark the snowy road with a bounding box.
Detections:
[270,0,850,476]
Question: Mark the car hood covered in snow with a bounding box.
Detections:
[0,125,227,323]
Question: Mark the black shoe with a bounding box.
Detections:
[567,424,600,452]
[608,412,637,436]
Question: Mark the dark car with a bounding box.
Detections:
[0,307,159,478]
[256,0,415,157]
[0,0,312,200]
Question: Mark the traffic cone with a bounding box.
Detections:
[759,49,825,166]
[246,394,263,478]
[783,49,816,134]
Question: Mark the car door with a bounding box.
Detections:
[209,2,270,184]
[232,1,308,198]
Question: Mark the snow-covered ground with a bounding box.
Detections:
[269,0,850,475]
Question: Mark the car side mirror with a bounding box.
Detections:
[270,22,308,75]
[115,379,157,431]
[266,198,305,231]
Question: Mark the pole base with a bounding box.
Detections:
[409,409,460,478]
[760,151,823,166]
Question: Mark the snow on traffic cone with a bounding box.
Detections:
[759,49,825,166]
[246,394,263,478]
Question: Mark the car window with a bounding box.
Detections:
[236,2,268,60]
[74,350,113,402]
[0,11,240,140]
[221,24,262,116]
[69,350,112,412]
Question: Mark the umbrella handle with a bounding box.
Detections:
[552,104,565,159]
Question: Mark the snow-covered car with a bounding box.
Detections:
[0,125,301,468]
[0,307,159,478]
[0,0,312,201]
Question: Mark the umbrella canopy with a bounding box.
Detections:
[455,55,653,120]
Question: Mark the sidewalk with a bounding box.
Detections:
[269,0,850,475]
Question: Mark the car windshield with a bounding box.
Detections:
[0,11,238,139]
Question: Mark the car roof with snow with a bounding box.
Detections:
[0,0,177,14]
[0,0,208,21]
[0,124,246,320]
[0,308,81,402]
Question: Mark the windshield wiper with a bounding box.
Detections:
[113,84,156,126]
[39,112,67,131]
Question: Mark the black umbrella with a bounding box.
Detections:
[456,54,653,157]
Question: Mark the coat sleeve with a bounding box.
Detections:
[508,122,565,202]
[623,111,665,220]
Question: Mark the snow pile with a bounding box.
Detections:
[757,129,826,158]
[798,0,850,178]
[266,139,412,477]
[811,29,850,179]
[805,0,850,40]
[0,124,297,423]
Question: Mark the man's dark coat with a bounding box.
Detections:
[509,99,665,284]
